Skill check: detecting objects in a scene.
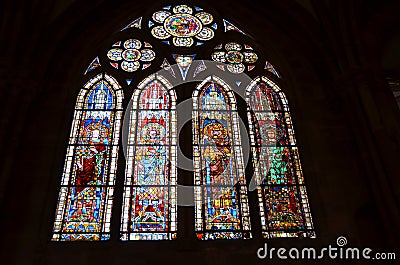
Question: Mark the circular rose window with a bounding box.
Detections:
[150,4,216,47]
[106,39,155,72]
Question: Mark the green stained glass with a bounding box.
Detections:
[246,76,315,238]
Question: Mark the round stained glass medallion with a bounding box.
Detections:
[107,39,155,72]
[172,37,194,47]
[164,14,202,37]
[121,61,140,72]
[140,122,166,144]
[140,49,156,62]
[225,42,242,51]
[151,26,170,39]
[107,48,123,61]
[226,51,244,64]
[212,43,258,74]
[173,4,193,14]
[150,5,215,47]
[243,52,258,63]
[122,49,141,61]
[124,39,142,49]
[152,11,171,23]
[195,12,213,25]
[196,27,214,41]
[227,63,245,74]
[211,51,226,63]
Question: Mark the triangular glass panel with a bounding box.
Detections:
[112,41,121,47]
[142,63,151,70]
[172,54,196,80]
[110,62,118,69]
[84,56,101,75]
[211,23,218,30]
[248,65,255,71]
[223,19,245,35]
[126,79,132,85]
[236,81,242,86]
[193,60,207,78]
[216,65,225,71]
[161,58,176,78]
[265,61,281,78]
[121,17,142,31]
[194,6,203,11]
[163,5,171,10]
[148,21,154,28]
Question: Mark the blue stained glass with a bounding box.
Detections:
[86,81,114,110]
[52,73,124,241]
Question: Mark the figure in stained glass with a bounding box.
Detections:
[53,73,123,241]
[246,76,315,238]
[193,76,252,240]
[120,75,177,240]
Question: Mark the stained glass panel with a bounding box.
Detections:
[52,73,123,241]
[84,57,101,75]
[211,43,258,74]
[222,19,245,35]
[121,17,142,31]
[193,76,251,240]
[120,74,177,240]
[106,39,155,73]
[246,76,315,238]
[265,61,281,78]
[150,5,215,47]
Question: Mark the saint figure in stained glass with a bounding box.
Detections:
[193,76,251,240]
[52,73,123,241]
[120,74,177,240]
[246,76,315,238]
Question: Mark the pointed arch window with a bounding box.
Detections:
[246,76,315,238]
[52,73,123,241]
[193,76,251,240]
[120,74,177,240]
[54,2,317,242]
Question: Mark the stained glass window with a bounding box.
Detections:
[107,39,155,72]
[120,74,177,240]
[211,42,258,74]
[56,2,317,242]
[121,17,142,31]
[52,73,124,241]
[265,61,281,78]
[222,19,245,34]
[246,76,315,238]
[150,4,216,47]
[84,57,101,75]
[193,76,252,240]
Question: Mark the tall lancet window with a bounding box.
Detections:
[52,73,124,241]
[193,76,251,240]
[120,74,177,240]
[246,76,315,238]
